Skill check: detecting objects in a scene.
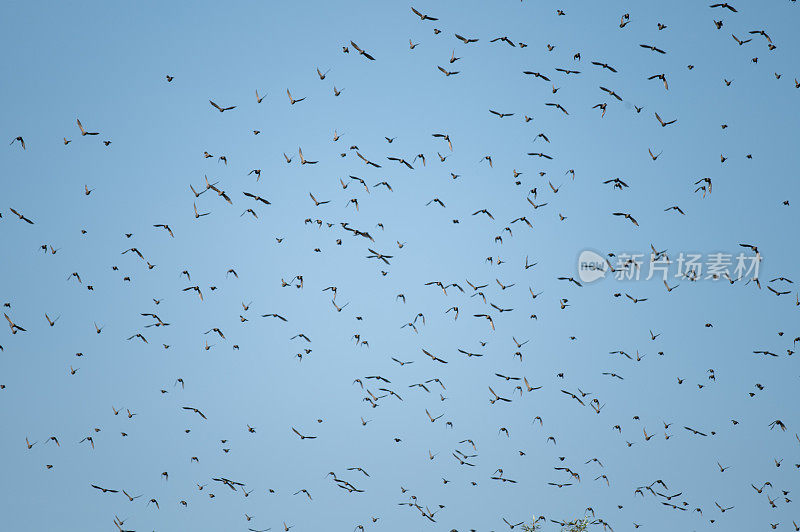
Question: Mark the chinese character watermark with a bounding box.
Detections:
[577,250,761,284]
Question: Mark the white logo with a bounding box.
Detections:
[577,250,607,283]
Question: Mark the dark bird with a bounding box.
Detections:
[286,89,306,105]
[76,118,99,136]
[639,43,667,54]
[655,112,677,127]
[291,427,317,440]
[411,7,437,21]
[9,208,34,224]
[455,34,479,44]
[209,100,236,112]
[182,406,207,419]
[710,3,738,12]
[350,41,375,60]
[612,212,639,226]
[91,484,118,494]
[490,109,514,118]
[545,102,569,115]
[591,61,618,73]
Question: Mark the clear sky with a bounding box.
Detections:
[1,1,799,531]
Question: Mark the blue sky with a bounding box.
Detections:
[2,1,799,531]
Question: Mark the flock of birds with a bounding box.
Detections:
[3,2,800,531]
